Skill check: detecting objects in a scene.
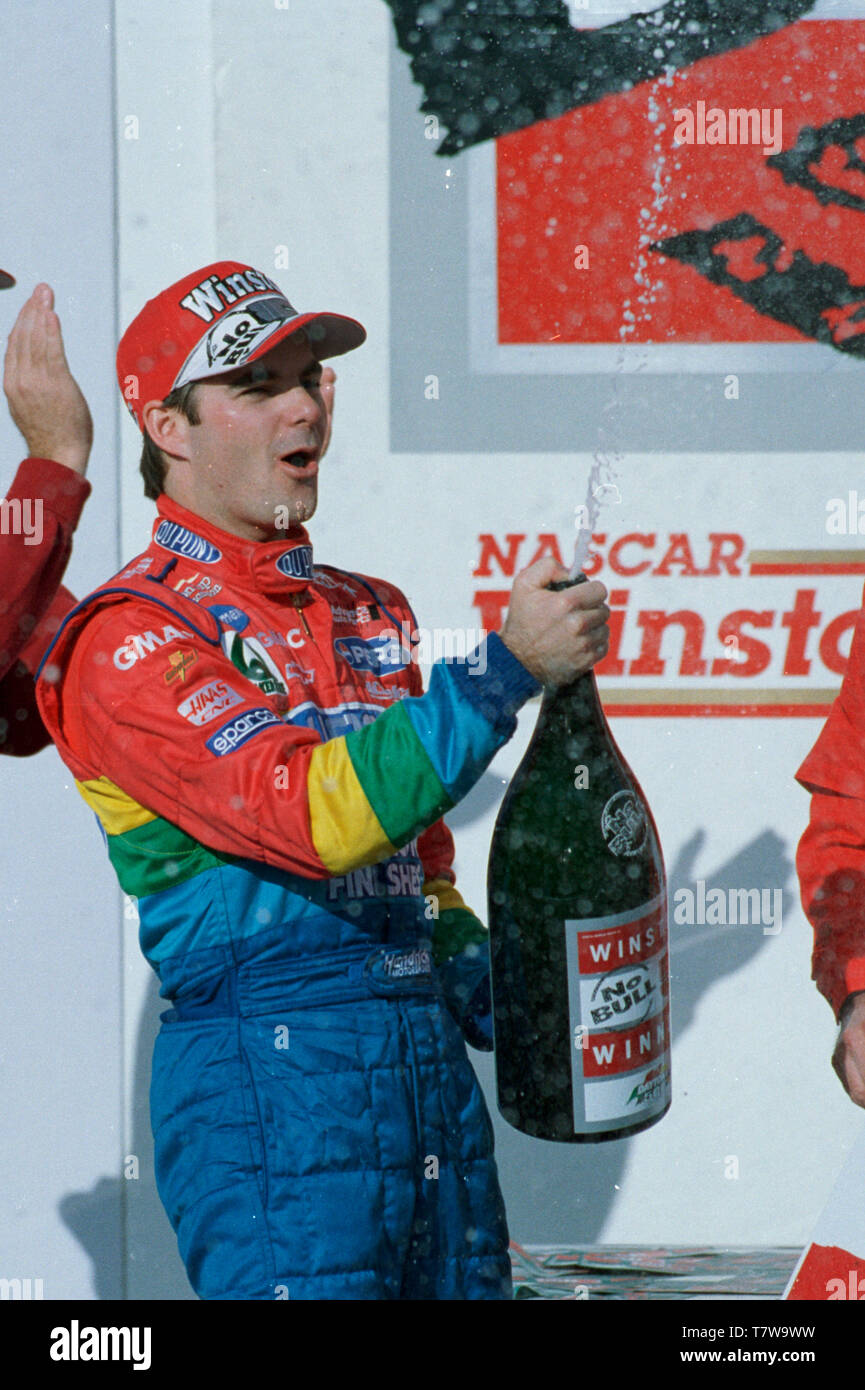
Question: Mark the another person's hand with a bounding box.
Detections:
[833,992,865,1107]
[319,365,336,460]
[500,559,609,687]
[3,283,93,476]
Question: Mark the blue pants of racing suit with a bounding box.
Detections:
[150,942,513,1300]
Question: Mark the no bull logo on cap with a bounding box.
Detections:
[177,293,298,386]
[203,301,287,370]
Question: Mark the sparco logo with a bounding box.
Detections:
[155,521,221,564]
[275,546,313,580]
[205,707,280,757]
[601,791,648,857]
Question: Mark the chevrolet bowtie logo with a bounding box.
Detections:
[164,649,198,684]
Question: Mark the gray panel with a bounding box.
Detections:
[388,36,865,453]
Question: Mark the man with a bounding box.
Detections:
[797,609,865,1110]
[1,281,92,754]
[37,261,610,1300]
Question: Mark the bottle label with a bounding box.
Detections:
[565,894,670,1132]
[600,790,648,857]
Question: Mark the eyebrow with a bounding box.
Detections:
[227,364,276,388]
[227,357,322,388]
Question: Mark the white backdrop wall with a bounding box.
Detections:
[0,0,123,1300]
[1,0,861,1299]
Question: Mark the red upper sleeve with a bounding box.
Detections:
[796,589,865,1017]
[0,458,89,756]
[0,457,89,680]
[0,583,77,756]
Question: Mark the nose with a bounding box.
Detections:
[278,381,323,430]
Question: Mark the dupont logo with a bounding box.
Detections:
[178,679,243,727]
[205,707,281,757]
[275,546,313,580]
[155,521,221,564]
[334,634,407,673]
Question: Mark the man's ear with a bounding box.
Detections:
[141,399,192,460]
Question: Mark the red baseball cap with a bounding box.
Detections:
[116,260,366,430]
[0,269,15,289]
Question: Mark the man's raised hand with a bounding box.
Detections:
[3,283,93,476]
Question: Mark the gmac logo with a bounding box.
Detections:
[334,634,407,673]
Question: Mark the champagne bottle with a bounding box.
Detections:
[487,578,671,1142]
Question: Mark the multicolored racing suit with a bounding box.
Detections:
[36,495,541,1300]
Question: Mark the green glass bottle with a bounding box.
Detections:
[487,580,671,1142]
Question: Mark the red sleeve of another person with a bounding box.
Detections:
[797,593,865,1018]
[0,457,90,756]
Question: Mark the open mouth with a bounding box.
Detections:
[280,448,317,470]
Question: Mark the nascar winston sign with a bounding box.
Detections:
[472,526,865,715]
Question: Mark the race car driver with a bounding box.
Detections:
[798,602,865,1112]
[36,261,610,1300]
[1,279,92,754]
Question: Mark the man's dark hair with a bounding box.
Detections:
[139,382,201,500]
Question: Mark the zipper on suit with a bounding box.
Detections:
[291,592,313,641]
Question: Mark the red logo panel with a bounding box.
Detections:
[497,21,865,346]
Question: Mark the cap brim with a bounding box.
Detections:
[0,269,15,290]
[238,311,367,371]
[172,306,366,392]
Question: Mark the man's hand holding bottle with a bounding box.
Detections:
[500,559,610,686]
